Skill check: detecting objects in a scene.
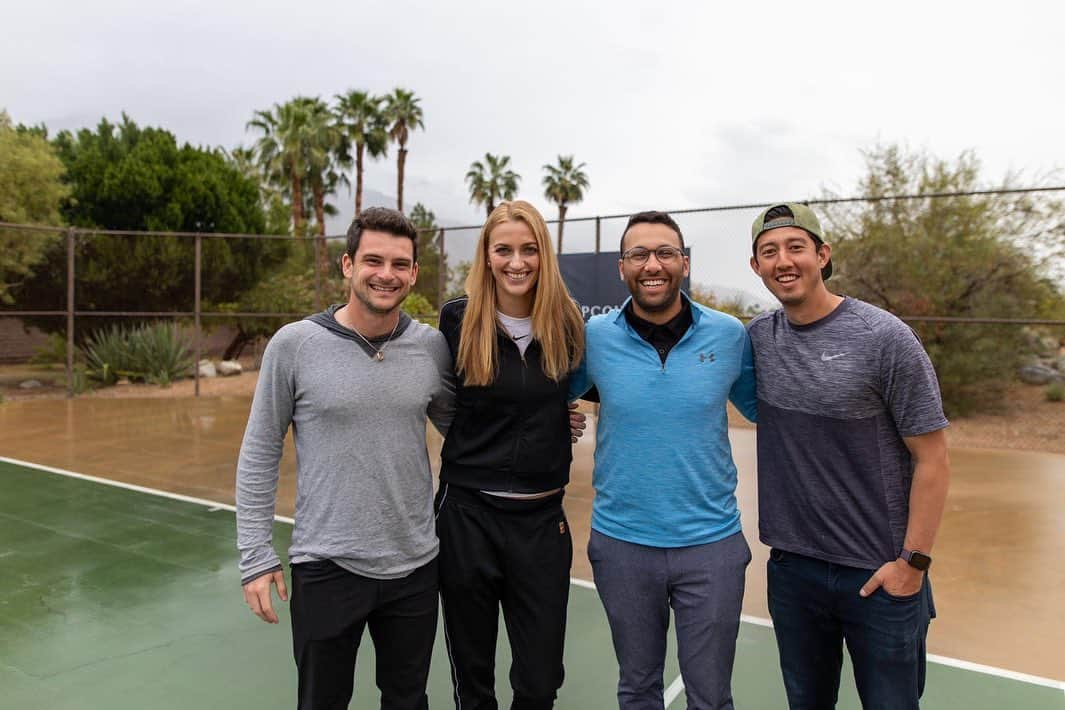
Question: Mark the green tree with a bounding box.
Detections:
[821,144,1065,415]
[465,153,521,218]
[334,90,388,217]
[409,202,443,308]
[542,154,589,254]
[0,110,69,304]
[383,88,424,213]
[13,114,287,343]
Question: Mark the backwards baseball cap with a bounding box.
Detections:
[750,202,832,280]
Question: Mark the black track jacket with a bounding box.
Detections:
[437,297,573,493]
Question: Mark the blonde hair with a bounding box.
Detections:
[457,200,585,386]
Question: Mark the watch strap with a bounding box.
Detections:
[901,548,932,571]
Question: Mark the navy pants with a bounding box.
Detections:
[589,529,751,710]
[767,549,935,710]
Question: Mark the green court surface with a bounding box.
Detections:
[1,458,1061,709]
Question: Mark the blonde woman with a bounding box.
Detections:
[436,200,585,709]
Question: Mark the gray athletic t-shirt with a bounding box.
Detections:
[747,297,948,569]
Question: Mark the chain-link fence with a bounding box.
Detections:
[2,187,1063,404]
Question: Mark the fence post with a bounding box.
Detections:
[194,234,202,397]
[595,216,601,254]
[313,237,323,311]
[437,228,446,308]
[65,227,75,398]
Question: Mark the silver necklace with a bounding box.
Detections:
[351,318,400,361]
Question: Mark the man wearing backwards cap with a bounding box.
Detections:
[746,203,950,709]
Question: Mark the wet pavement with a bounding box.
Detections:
[1,396,1062,680]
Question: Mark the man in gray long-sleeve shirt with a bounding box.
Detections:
[236,207,455,710]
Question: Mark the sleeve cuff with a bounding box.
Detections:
[240,563,284,587]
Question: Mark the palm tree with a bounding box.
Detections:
[542,155,589,253]
[302,98,348,276]
[225,145,259,180]
[334,90,388,217]
[247,98,318,236]
[383,88,424,213]
[465,153,521,218]
[301,98,345,233]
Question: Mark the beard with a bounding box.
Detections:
[632,283,681,315]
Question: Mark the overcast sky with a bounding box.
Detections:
[4,0,1062,301]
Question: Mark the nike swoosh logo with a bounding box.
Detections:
[821,352,847,361]
[512,334,529,340]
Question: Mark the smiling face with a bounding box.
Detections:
[750,226,830,308]
[487,218,540,316]
[618,221,690,323]
[342,228,418,317]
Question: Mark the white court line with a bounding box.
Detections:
[3,454,1062,693]
[0,456,295,525]
[925,654,1064,692]
[663,674,685,707]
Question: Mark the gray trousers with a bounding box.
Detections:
[588,530,751,710]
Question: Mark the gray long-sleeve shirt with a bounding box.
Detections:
[236,309,455,584]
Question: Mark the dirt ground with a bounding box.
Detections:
[2,361,1063,454]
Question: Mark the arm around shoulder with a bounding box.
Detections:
[728,326,758,423]
[426,328,457,436]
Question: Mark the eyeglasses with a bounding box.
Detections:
[621,246,684,265]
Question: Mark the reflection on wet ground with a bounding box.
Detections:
[1,397,1062,680]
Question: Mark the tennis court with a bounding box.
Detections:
[2,451,1061,709]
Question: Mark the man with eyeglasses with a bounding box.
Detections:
[570,210,757,709]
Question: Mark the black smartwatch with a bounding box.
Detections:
[900,549,932,571]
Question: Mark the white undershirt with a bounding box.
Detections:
[496,311,533,357]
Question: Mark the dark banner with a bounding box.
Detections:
[559,251,691,321]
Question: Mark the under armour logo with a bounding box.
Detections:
[699,352,716,363]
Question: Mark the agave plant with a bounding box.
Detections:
[82,325,135,385]
[81,322,193,386]
[128,322,193,385]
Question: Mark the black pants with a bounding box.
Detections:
[290,558,439,710]
[435,484,572,710]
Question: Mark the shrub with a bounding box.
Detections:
[29,332,68,365]
[82,322,192,386]
[402,292,436,326]
[82,325,131,385]
[1047,381,1065,402]
[70,364,93,394]
[129,322,194,385]
[821,145,1065,416]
